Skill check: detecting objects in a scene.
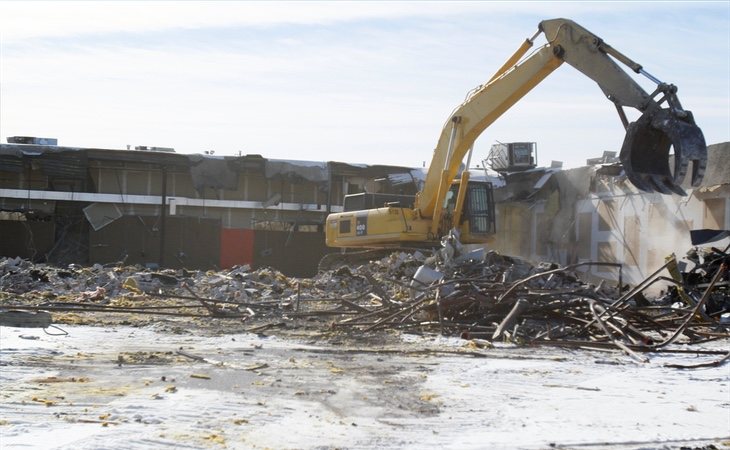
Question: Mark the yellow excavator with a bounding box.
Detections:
[324,18,707,254]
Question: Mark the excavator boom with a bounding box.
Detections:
[417,18,706,218]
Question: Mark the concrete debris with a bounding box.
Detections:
[1,242,728,361]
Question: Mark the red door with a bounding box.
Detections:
[220,228,254,268]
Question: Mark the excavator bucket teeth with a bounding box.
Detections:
[619,108,707,196]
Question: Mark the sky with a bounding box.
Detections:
[0,1,728,170]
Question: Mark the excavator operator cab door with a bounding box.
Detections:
[453,181,495,241]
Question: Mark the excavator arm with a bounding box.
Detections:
[324,18,707,251]
[416,18,707,231]
[540,19,706,196]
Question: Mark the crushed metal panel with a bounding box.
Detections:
[188,156,239,192]
[265,160,328,183]
[83,203,123,231]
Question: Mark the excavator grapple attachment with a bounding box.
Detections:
[620,108,707,196]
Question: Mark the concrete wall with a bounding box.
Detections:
[571,191,727,283]
[492,145,730,284]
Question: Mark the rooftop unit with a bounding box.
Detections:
[134,146,175,153]
[485,142,537,173]
[7,136,58,146]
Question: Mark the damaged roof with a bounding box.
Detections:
[2,140,727,195]
[0,143,422,191]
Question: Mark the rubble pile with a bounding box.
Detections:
[335,251,728,360]
[1,242,728,360]
[0,257,299,320]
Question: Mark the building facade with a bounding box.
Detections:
[0,140,416,276]
[1,138,727,281]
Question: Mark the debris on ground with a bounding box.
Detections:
[1,239,728,363]
[1,243,729,449]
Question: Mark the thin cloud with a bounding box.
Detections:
[0,1,726,169]
[0,1,712,41]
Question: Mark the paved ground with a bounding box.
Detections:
[1,323,728,449]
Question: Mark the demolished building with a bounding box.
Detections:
[0,137,728,281]
[0,138,419,276]
[492,142,730,285]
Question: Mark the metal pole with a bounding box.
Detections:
[326,162,332,214]
[159,166,167,268]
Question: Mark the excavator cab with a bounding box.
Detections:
[619,85,707,195]
[462,181,496,235]
[444,180,496,242]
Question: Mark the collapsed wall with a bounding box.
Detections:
[492,142,729,285]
